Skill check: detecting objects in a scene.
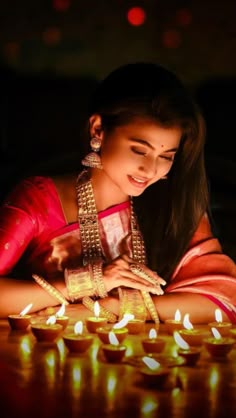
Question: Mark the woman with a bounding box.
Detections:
[0,62,235,323]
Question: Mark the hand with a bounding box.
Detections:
[102,254,166,295]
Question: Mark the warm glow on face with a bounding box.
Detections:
[56,303,65,317]
[94,301,100,318]
[173,331,190,350]
[19,303,33,316]
[149,328,157,339]
[211,327,222,340]
[113,313,134,329]
[183,313,193,330]
[215,309,223,323]
[46,315,57,325]
[142,356,160,371]
[108,331,119,346]
[174,309,181,321]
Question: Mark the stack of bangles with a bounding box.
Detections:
[32,261,160,324]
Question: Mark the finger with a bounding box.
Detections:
[118,270,164,294]
[129,263,166,286]
[118,275,164,295]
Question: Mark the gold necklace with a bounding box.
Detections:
[76,170,159,323]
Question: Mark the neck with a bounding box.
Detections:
[90,168,129,212]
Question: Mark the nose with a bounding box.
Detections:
[138,158,157,178]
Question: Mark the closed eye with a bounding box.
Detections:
[160,154,175,162]
[131,147,147,156]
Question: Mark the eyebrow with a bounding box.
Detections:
[129,138,178,152]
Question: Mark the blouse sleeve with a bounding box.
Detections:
[165,214,236,321]
[0,177,53,275]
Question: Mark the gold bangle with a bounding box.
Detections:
[118,288,147,321]
[91,261,107,298]
[32,274,69,305]
[65,266,96,302]
[129,263,159,286]
[141,291,160,324]
[82,296,117,323]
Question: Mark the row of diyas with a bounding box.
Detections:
[7,302,236,360]
[165,308,233,339]
[7,300,146,335]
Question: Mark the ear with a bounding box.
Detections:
[89,114,104,140]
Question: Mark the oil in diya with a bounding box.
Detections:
[179,314,210,346]
[174,331,201,366]
[85,301,107,333]
[63,321,94,353]
[165,309,183,335]
[55,303,69,330]
[208,309,232,337]
[97,315,130,344]
[8,303,33,331]
[139,356,170,387]
[142,328,166,353]
[31,315,63,342]
[102,331,127,363]
[204,327,235,358]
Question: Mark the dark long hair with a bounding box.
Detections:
[87,62,209,282]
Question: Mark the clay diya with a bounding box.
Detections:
[63,321,94,353]
[204,327,235,358]
[142,328,166,353]
[8,303,33,331]
[174,331,201,366]
[102,331,127,363]
[31,315,63,342]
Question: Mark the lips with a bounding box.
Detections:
[128,175,149,189]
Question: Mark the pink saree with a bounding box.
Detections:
[0,176,236,321]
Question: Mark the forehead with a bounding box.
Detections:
[113,118,182,148]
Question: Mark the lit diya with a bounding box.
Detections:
[63,321,94,353]
[142,328,166,353]
[139,356,170,386]
[174,331,201,366]
[204,327,235,358]
[125,316,145,335]
[31,315,63,342]
[86,301,107,333]
[8,303,33,331]
[208,309,232,336]
[179,314,210,346]
[97,315,131,344]
[55,303,69,330]
[165,309,183,335]
[102,331,127,363]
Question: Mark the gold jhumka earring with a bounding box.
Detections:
[82,137,103,169]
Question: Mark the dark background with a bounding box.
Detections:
[0,0,235,260]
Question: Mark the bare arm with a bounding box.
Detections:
[0,277,64,318]
[151,292,229,324]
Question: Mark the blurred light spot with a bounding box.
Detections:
[162,30,181,48]
[176,8,192,26]
[127,7,146,26]
[42,27,61,46]
[3,42,20,60]
[52,0,71,12]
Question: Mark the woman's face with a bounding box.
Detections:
[93,117,181,197]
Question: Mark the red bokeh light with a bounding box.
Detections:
[42,28,61,46]
[52,0,71,12]
[162,30,182,48]
[176,8,192,26]
[3,42,20,60]
[127,7,146,26]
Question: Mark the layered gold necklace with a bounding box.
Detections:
[76,170,159,323]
